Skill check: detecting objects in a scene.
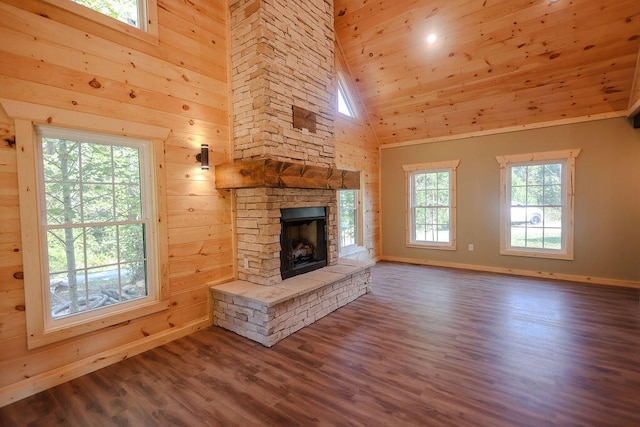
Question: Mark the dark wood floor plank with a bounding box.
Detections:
[1,261,639,426]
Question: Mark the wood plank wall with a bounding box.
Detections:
[629,47,640,115]
[0,0,234,405]
[335,0,640,145]
[334,43,381,261]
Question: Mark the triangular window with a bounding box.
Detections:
[337,80,355,117]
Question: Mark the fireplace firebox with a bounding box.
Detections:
[280,207,328,279]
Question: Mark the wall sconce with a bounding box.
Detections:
[196,144,209,170]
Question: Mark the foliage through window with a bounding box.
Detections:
[339,189,358,249]
[71,0,144,28]
[404,160,459,250]
[497,149,580,259]
[38,127,155,322]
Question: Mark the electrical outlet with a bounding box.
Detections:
[244,258,249,268]
[468,244,474,251]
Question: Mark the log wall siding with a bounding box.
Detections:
[0,0,234,405]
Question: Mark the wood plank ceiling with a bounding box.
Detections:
[334,0,640,145]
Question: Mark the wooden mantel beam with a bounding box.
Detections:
[214,159,360,190]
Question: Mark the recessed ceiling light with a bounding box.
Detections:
[427,33,437,44]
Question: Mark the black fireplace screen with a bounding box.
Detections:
[280,207,328,279]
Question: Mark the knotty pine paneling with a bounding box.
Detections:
[629,48,640,114]
[0,0,233,403]
[335,0,640,145]
[334,44,381,261]
[0,113,22,305]
[0,299,210,389]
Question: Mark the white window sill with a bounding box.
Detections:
[500,248,573,260]
[407,242,456,251]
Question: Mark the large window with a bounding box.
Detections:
[4,99,169,349]
[497,149,581,259]
[38,127,154,323]
[338,189,359,250]
[404,160,459,250]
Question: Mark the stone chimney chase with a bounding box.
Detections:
[223,0,357,286]
[229,0,336,167]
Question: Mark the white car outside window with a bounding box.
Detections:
[510,205,543,224]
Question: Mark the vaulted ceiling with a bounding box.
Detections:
[334,0,640,145]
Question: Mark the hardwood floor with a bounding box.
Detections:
[2,262,639,426]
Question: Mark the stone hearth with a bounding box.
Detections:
[211,259,372,347]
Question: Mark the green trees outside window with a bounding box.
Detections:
[339,189,358,248]
[72,0,142,28]
[411,170,451,244]
[497,149,579,260]
[509,162,563,250]
[39,129,150,320]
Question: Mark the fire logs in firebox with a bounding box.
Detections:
[290,240,315,264]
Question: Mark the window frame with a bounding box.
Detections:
[36,126,158,332]
[496,149,581,260]
[3,99,170,349]
[403,160,460,251]
[338,188,363,255]
[337,74,357,118]
[41,0,159,44]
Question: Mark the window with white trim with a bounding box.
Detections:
[404,160,460,250]
[39,126,156,324]
[338,189,359,250]
[337,77,356,118]
[496,149,581,260]
[42,0,158,42]
[3,99,169,349]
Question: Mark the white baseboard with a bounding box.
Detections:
[379,256,640,289]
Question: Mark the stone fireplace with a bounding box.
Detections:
[231,186,339,286]
[209,0,373,347]
[215,0,361,286]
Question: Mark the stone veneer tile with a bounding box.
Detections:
[228,0,335,167]
[322,263,363,275]
[298,270,346,285]
[240,285,297,306]
[211,259,373,347]
[210,280,258,295]
[276,276,327,295]
[333,258,370,268]
[235,187,338,286]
